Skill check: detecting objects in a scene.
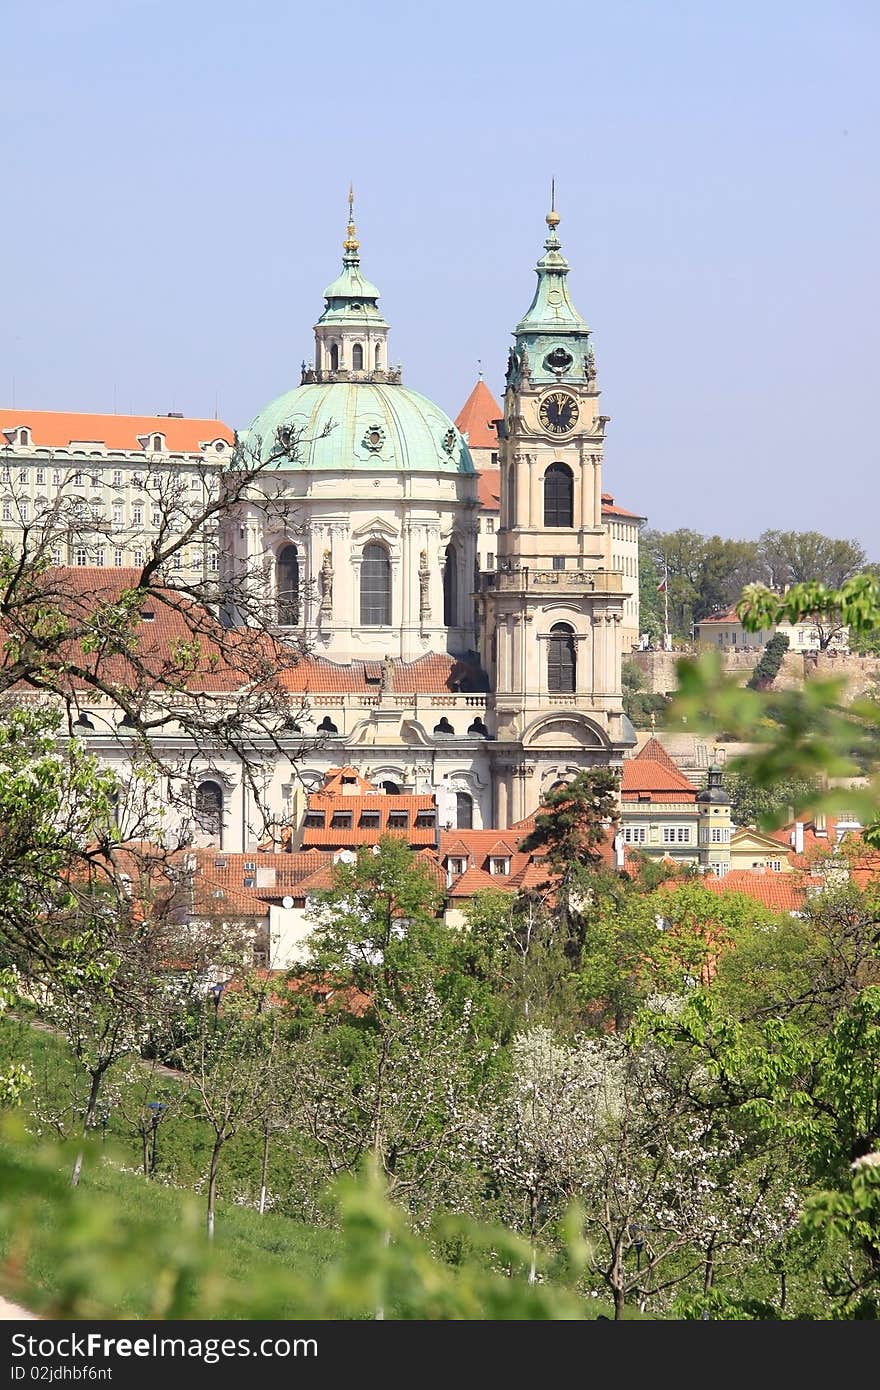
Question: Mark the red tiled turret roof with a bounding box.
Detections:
[455,379,503,450]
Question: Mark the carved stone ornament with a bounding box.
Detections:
[442,427,457,456]
[362,424,386,453]
[419,549,431,624]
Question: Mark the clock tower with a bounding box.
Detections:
[478,204,636,826]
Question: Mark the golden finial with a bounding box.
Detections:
[343,182,360,253]
[546,177,560,229]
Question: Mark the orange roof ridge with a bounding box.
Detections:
[455,379,503,450]
[635,737,682,773]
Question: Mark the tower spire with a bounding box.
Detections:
[343,183,359,256]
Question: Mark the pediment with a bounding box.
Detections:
[350,515,399,541]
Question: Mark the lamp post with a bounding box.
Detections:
[209,981,226,1027]
[147,1100,166,1176]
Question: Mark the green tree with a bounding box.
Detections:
[758,530,867,590]
[746,632,790,689]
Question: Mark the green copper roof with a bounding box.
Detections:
[515,212,589,336]
[242,381,475,475]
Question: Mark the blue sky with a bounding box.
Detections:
[2,0,878,550]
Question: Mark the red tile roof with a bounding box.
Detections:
[477,469,501,510]
[701,871,809,913]
[601,492,645,521]
[635,737,683,774]
[0,409,234,453]
[455,380,503,450]
[621,760,696,801]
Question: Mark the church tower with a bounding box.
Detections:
[479,203,636,826]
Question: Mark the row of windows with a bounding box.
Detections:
[0,466,208,490]
[608,522,637,541]
[327,342,382,371]
[62,547,218,570]
[612,553,638,577]
[2,497,201,530]
[196,784,477,850]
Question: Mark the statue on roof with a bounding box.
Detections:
[381,654,395,691]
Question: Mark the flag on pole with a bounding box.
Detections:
[656,577,667,592]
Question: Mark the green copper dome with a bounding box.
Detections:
[242,381,475,475]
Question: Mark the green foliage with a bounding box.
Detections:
[746,633,790,690]
[519,768,619,876]
[0,1120,599,1320]
[621,660,671,728]
[723,768,820,829]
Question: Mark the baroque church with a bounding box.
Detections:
[210,198,637,845]
[0,199,641,854]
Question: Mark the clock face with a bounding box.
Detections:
[539,391,579,435]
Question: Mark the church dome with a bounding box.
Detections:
[242,380,475,476]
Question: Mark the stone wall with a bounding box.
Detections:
[628,647,880,700]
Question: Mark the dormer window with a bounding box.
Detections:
[447,857,467,879]
[304,811,325,829]
[490,856,511,876]
[152,434,163,452]
[19,428,30,446]
[359,810,380,828]
[387,811,409,830]
[330,811,353,829]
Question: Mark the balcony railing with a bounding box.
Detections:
[481,567,622,593]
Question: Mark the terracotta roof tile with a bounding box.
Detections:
[634,737,683,774]
[601,492,645,521]
[477,469,501,510]
[455,380,503,450]
[0,409,234,454]
[701,871,809,912]
[621,760,696,798]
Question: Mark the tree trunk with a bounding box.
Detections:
[141,1128,149,1177]
[703,1236,716,1294]
[70,1070,102,1188]
[611,1241,626,1320]
[528,1191,538,1284]
[258,1120,270,1216]
[206,1137,223,1241]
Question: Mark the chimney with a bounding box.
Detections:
[793,822,805,855]
[814,813,827,837]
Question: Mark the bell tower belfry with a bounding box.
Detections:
[479,202,636,827]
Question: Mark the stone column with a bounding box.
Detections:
[580,459,591,529]
[529,457,541,528]
[592,454,602,530]
[515,456,529,530]
[496,767,509,828]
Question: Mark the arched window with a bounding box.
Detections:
[374,343,381,369]
[456,792,473,829]
[20,429,29,446]
[277,544,299,625]
[152,434,162,452]
[381,780,401,795]
[443,543,457,626]
[195,780,223,845]
[544,463,574,527]
[548,622,576,693]
[352,343,364,370]
[360,542,391,625]
[330,343,340,371]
